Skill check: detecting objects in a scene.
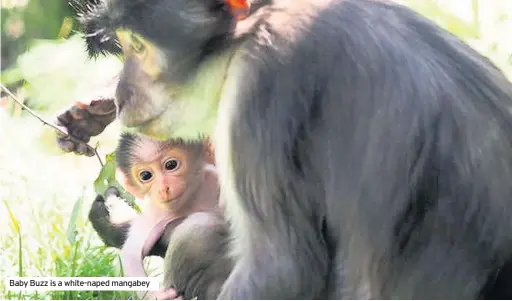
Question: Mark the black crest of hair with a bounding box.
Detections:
[69,0,122,58]
[71,0,259,70]
[116,132,139,176]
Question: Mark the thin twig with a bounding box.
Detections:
[1,83,68,135]
[94,144,104,166]
[0,83,104,167]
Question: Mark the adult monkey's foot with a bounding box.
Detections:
[55,76,118,157]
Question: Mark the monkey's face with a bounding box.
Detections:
[114,31,170,131]
[116,133,210,209]
[114,29,225,141]
[79,0,236,141]
[130,142,191,209]
[78,0,237,140]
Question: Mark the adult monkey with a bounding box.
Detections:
[57,0,512,299]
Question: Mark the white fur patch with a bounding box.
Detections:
[135,51,237,141]
[104,194,138,224]
[213,54,252,258]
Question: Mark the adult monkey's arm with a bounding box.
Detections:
[55,77,118,157]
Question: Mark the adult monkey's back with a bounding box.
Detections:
[67,0,512,298]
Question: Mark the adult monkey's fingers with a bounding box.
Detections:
[53,74,119,158]
[54,100,116,157]
[75,141,95,156]
[56,138,75,153]
[56,135,95,157]
[84,98,117,116]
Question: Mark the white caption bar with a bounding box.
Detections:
[5,277,160,291]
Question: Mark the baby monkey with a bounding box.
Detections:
[89,133,230,299]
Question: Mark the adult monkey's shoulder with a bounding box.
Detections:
[71,0,512,299]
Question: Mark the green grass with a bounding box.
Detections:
[0,112,165,300]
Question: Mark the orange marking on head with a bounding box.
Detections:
[226,0,250,21]
[227,0,249,9]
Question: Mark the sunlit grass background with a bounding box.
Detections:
[1,0,511,299]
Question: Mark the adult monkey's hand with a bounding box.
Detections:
[55,76,119,157]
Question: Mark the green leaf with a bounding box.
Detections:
[93,151,117,196]
[0,66,23,86]
[3,200,23,277]
[3,200,20,234]
[66,194,84,245]
[93,152,139,212]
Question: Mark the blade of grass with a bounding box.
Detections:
[3,200,23,299]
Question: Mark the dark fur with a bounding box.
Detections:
[72,0,235,84]
[88,186,128,249]
[163,211,232,300]
[69,0,122,57]
[80,0,512,299]
[88,187,168,257]
[88,190,232,299]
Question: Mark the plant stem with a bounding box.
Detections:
[0,83,105,167]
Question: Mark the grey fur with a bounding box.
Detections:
[81,0,512,298]
[88,193,232,299]
[163,211,232,300]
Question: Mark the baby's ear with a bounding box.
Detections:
[204,140,216,165]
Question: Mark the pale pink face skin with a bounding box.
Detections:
[118,137,192,209]
[120,165,220,282]
[117,138,221,299]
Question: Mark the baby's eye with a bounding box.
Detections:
[164,159,180,171]
[139,170,153,182]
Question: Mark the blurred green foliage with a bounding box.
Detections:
[1,35,122,113]
[93,151,138,209]
[1,0,73,71]
[403,0,512,77]
[1,0,122,114]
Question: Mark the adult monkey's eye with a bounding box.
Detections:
[164,159,180,171]
[130,33,145,53]
[139,170,153,182]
